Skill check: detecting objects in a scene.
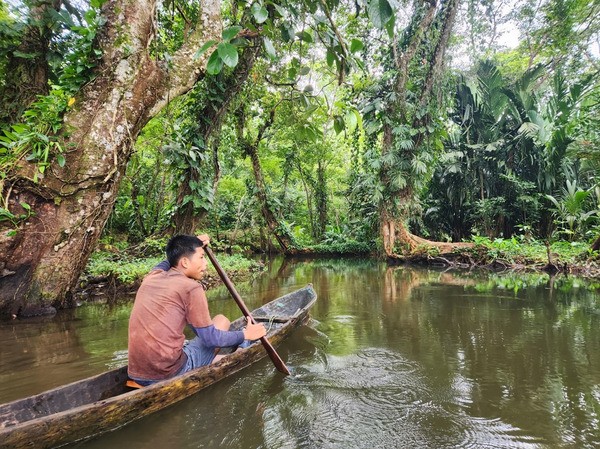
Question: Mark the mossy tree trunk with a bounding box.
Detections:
[0,0,222,318]
[0,0,61,125]
[379,0,461,257]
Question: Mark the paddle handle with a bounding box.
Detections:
[204,246,291,375]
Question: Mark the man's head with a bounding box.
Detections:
[166,235,207,279]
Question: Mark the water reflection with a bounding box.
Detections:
[2,259,600,448]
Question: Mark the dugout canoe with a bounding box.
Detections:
[0,284,317,449]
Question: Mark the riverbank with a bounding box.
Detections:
[75,235,600,305]
[76,248,266,304]
[392,237,600,279]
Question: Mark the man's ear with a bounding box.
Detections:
[179,256,189,269]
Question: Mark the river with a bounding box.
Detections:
[1,257,600,448]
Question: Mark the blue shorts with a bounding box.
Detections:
[130,337,215,386]
[180,336,216,372]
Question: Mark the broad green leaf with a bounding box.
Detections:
[84,9,97,25]
[295,31,313,43]
[264,37,276,60]
[326,49,335,67]
[50,8,75,28]
[345,110,358,132]
[350,39,364,53]
[251,3,269,23]
[222,26,242,43]
[57,155,66,167]
[273,4,286,17]
[385,13,395,37]
[305,126,317,142]
[333,115,345,134]
[20,202,31,211]
[300,94,311,109]
[230,37,249,47]
[218,42,239,67]
[206,51,224,75]
[195,40,218,59]
[367,0,393,29]
[280,22,294,42]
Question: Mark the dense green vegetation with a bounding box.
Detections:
[101,0,600,259]
[1,0,599,298]
[86,237,263,286]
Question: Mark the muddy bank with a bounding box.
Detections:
[391,247,600,278]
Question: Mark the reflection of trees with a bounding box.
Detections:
[383,266,419,302]
[0,313,89,403]
[0,303,133,404]
[376,268,600,445]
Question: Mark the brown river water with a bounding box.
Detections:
[2,257,600,448]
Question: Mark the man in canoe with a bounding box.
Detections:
[127,234,266,386]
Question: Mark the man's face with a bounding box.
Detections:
[183,246,208,280]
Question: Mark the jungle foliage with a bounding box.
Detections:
[2,0,599,262]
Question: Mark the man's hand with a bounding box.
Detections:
[197,234,210,247]
[243,320,267,341]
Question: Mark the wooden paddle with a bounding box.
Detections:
[204,246,291,375]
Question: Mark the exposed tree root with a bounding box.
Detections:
[388,225,475,258]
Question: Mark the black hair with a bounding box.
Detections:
[166,235,203,267]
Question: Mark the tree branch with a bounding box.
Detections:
[318,0,348,84]
[149,0,223,118]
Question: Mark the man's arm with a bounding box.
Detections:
[152,260,171,271]
[190,324,244,347]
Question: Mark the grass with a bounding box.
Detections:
[463,236,597,265]
[85,255,163,284]
[309,240,372,255]
[85,249,262,286]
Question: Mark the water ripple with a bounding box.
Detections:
[262,347,544,449]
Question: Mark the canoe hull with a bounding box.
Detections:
[0,285,317,449]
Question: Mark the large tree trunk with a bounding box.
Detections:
[296,161,316,240]
[0,0,222,318]
[246,139,294,254]
[379,0,462,258]
[173,137,222,235]
[591,234,600,253]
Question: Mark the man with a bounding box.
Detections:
[128,234,266,385]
